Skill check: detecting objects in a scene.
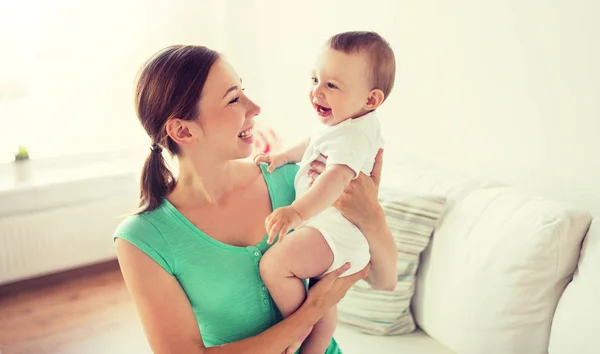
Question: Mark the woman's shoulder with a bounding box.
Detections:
[114,203,170,239]
[114,214,151,240]
[258,162,299,186]
[277,162,300,179]
[257,162,299,207]
[113,202,176,274]
[113,199,188,248]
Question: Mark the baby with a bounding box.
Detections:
[255,31,395,354]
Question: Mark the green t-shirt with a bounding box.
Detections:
[114,163,341,353]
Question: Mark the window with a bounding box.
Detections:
[0,0,230,163]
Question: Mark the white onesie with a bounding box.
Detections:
[294,111,383,277]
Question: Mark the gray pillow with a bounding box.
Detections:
[337,189,446,335]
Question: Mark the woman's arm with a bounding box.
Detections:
[116,239,366,354]
[354,211,398,291]
[308,149,398,291]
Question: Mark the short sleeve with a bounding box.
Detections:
[320,130,373,178]
[261,162,299,208]
[113,214,175,275]
[281,163,300,191]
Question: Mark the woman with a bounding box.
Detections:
[114,45,398,354]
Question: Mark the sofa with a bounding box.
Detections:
[331,155,598,354]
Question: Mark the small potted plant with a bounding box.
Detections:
[14,145,31,181]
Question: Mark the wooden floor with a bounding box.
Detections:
[0,261,151,354]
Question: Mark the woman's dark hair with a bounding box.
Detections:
[135,45,219,213]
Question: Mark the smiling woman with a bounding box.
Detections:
[132,46,271,214]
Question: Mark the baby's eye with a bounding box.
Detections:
[327,82,338,89]
[311,77,318,84]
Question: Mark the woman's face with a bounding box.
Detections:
[192,58,261,161]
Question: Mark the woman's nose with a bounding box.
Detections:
[247,98,261,118]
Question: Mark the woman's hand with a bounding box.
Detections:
[303,262,370,313]
[308,149,398,291]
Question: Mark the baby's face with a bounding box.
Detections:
[309,48,373,126]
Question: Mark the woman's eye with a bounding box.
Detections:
[327,82,337,89]
[228,87,247,104]
[311,77,318,84]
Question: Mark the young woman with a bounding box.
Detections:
[114,45,397,354]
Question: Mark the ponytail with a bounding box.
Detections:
[134,45,219,213]
[137,144,175,214]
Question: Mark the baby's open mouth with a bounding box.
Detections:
[314,104,332,117]
[315,104,331,113]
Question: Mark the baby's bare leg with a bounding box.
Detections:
[260,227,333,317]
[260,227,334,351]
[302,306,337,354]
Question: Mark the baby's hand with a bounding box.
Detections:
[265,206,302,244]
[253,153,288,173]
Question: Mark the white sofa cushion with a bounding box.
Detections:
[381,155,501,202]
[549,218,599,354]
[412,186,591,354]
[334,327,455,354]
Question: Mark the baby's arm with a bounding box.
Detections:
[282,138,310,163]
[265,164,355,243]
[292,164,355,221]
[265,127,373,243]
[254,138,309,172]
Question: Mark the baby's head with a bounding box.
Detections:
[310,31,396,126]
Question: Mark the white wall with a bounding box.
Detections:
[0,0,232,162]
[223,0,600,214]
[2,1,597,214]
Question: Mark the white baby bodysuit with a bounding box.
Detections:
[294,111,383,277]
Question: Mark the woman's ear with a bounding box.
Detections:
[363,89,385,111]
[165,118,198,146]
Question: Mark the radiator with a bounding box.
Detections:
[0,172,139,285]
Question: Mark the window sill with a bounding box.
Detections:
[0,149,142,217]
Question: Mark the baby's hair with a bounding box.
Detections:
[327,31,396,100]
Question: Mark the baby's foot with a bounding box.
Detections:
[285,326,313,354]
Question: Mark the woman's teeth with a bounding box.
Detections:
[238,128,253,138]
